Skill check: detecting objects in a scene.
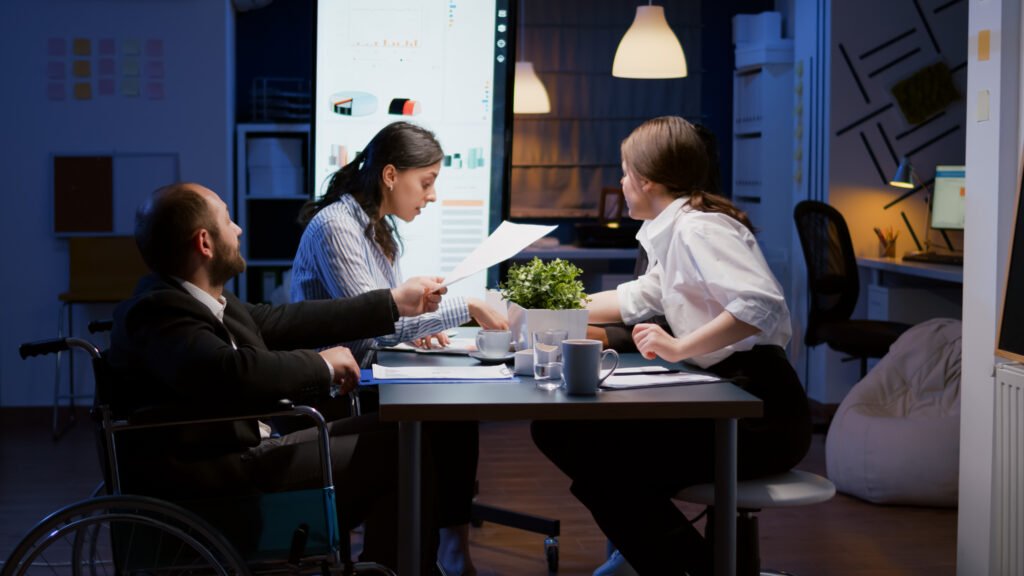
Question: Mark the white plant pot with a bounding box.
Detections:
[506,302,589,351]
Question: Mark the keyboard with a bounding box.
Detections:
[902,251,964,265]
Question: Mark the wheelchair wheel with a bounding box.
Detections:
[2,495,249,576]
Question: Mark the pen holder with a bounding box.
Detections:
[879,238,896,258]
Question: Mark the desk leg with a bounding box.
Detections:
[714,418,737,576]
[398,420,422,576]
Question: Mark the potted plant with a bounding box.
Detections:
[498,257,591,350]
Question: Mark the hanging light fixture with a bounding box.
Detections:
[612,2,688,79]
[513,0,550,114]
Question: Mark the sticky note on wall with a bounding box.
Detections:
[979,30,991,61]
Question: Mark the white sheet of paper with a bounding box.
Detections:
[372,363,513,380]
[385,337,477,355]
[601,371,720,389]
[441,221,558,287]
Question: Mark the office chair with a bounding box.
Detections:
[674,470,836,576]
[793,200,911,377]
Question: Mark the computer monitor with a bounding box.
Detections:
[931,165,966,230]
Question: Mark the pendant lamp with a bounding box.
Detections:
[612,3,688,79]
[513,1,551,114]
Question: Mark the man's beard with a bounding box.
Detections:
[209,237,246,286]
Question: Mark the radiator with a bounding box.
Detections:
[996,363,1024,575]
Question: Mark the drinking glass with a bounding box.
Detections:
[533,329,568,390]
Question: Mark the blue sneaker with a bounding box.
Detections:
[593,549,639,576]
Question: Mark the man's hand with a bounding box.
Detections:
[392,276,446,317]
[467,298,509,331]
[318,346,360,396]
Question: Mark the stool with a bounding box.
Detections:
[674,470,836,576]
[52,237,147,439]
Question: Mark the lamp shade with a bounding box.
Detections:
[889,157,917,189]
[514,61,551,114]
[612,5,688,79]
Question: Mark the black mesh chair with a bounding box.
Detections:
[793,200,911,377]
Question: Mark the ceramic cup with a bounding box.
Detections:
[561,339,619,395]
[475,329,512,358]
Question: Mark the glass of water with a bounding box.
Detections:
[533,329,568,390]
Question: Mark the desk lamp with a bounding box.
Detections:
[887,157,925,252]
[889,157,917,189]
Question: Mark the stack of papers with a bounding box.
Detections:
[363,363,516,385]
[600,366,724,390]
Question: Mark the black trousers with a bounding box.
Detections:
[531,346,812,576]
[119,413,435,572]
[349,387,480,528]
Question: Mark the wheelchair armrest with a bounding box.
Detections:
[104,401,335,490]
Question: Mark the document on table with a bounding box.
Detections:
[600,366,725,390]
[381,337,476,355]
[371,363,514,381]
[441,221,558,288]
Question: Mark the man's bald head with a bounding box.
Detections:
[135,183,218,277]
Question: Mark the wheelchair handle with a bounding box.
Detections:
[20,337,101,360]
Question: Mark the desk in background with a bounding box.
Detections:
[857,256,963,325]
[374,348,762,576]
[512,246,639,292]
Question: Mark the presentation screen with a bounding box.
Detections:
[314,0,513,299]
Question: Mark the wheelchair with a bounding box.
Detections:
[3,335,396,576]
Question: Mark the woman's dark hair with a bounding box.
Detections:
[621,116,753,232]
[299,121,444,260]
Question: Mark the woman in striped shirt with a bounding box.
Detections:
[291,121,505,575]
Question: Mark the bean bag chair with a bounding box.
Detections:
[825,318,961,506]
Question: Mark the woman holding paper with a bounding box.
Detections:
[292,121,507,361]
[531,117,812,575]
[291,121,504,575]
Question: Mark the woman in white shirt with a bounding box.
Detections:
[531,117,811,575]
[292,122,506,575]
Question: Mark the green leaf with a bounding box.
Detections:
[498,257,591,310]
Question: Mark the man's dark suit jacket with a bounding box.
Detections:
[107,273,400,461]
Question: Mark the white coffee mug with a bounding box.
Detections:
[561,339,619,395]
[475,329,512,358]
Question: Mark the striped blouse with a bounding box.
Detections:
[290,193,470,361]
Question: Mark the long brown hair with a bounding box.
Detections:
[298,121,444,260]
[621,116,753,232]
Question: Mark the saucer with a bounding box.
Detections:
[469,350,515,364]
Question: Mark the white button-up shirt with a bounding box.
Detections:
[616,198,791,368]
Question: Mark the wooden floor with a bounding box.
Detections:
[0,409,956,575]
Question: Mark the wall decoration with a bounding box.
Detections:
[891,62,960,124]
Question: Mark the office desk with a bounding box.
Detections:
[374,350,763,576]
[857,256,964,284]
[856,256,963,325]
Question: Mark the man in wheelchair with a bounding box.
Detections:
[105,182,446,572]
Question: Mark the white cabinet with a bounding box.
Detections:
[731,13,795,305]
[235,123,311,303]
